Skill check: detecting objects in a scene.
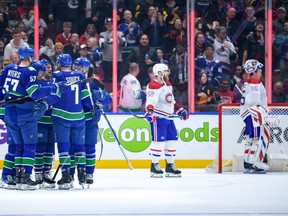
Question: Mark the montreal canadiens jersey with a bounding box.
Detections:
[145,80,176,117]
[50,70,92,123]
[240,77,267,116]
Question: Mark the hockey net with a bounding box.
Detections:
[206,103,288,173]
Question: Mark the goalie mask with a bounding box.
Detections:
[243,59,263,74]
[152,63,170,78]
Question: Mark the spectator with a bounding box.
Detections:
[275,20,288,69]
[79,24,99,46]
[87,37,102,67]
[242,21,265,65]
[54,21,72,46]
[99,18,126,83]
[126,34,156,87]
[0,11,10,39]
[0,57,3,70]
[217,78,234,104]
[169,41,188,107]
[155,48,168,65]
[37,26,50,48]
[230,65,243,90]
[39,37,55,58]
[79,0,102,33]
[20,30,29,45]
[219,7,240,41]
[162,0,184,27]
[0,38,5,58]
[48,0,80,36]
[22,9,47,37]
[118,10,142,47]
[134,0,160,25]
[233,69,249,103]
[165,17,187,55]
[194,31,206,59]
[77,43,96,77]
[119,62,145,112]
[272,81,287,103]
[7,4,21,33]
[50,42,64,70]
[273,7,287,34]
[195,44,222,88]
[102,0,127,24]
[143,66,155,87]
[17,21,26,33]
[16,0,33,20]
[3,29,29,65]
[195,72,217,106]
[141,6,168,48]
[63,33,80,61]
[208,26,238,80]
[9,52,19,64]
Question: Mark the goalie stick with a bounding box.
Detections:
[97,102,134,170]
[128,108,178,119]
[0,77,104,106]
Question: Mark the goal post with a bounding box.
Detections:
[215,103,288,173]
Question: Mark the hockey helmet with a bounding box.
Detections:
[32,60,46,72]
[74,57,91,68]
[152,63,170,78]
[57,54,72,67]
[18,47,35,60]
[40,58,50,66]
[243,59,263,74]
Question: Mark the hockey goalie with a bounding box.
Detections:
[240,59,270,174]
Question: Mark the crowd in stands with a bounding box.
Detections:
[0,0,288,112]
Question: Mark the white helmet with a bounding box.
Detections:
[152,63,169,78]
[243,59,263,74]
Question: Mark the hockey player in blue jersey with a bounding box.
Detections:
[31,60,56,188]
[74,57,111,187]
[50,54,93,190]
[0,47,66,190]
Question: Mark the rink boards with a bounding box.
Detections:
[0,112,287,168]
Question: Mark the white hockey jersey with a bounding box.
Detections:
[145,80,177,117]
[119,73,142,109]
[240,78,267,116]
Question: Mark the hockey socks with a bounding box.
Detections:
[85,145,96,175]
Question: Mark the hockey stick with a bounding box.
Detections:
[128,108,178,119]
[96,102,133,170]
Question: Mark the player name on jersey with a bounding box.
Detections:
[7,70,21,78]
[65,76,80,84]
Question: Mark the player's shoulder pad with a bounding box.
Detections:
[4,63,17,70]
[53,70,61,74]
[148,80,162,89]
[28,66,36,71]
[246,78,261,84]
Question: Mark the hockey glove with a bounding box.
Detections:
[54,81,68,94]
[93,89,104,101]
[34,101,49,120]
[176,108,189,120]
[144,109,156,123]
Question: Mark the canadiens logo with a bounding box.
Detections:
[166,93,173,103]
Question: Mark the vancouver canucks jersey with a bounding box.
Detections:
[50,70,92,123]
[0,64,53,107]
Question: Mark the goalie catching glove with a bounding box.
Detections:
[176,107,189,120]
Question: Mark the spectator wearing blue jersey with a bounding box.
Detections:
[50,54,93,190]
[118,10,142,47]
[0,47,65,190]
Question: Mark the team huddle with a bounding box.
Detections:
[0,47,111,190]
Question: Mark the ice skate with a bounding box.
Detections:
[150,163,163,178]
[86,174,93,188]
[243,162,254,174]
[57,168,71,190]
[77,167,86,189]
[69,175,74,189]
[42,172,56,188]
[35,173,44,185]
[20,171,37,190]
[0,175,16,190]
[15,167,22,190]
[165,162,181,177]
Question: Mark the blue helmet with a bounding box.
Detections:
[18,47,35,60]
[40,58,50,66]
[74,57,91,68]
[57,54,72,67]
[32,60,46,72]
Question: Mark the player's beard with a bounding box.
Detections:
[163,73,169,82]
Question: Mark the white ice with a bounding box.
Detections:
[0,169,288,216]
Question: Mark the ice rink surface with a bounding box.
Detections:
[0,169,288,216]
